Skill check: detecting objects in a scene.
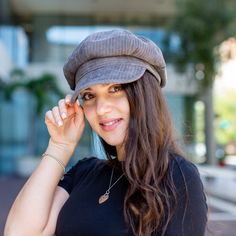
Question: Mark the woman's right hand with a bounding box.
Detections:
[45,94,85,152]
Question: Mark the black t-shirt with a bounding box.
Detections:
[56,155,208,236]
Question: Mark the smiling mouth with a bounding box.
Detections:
[99,118,122,131]
[100,119,122,126]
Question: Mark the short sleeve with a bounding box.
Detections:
[166,156,208,236]
[58,157,98,194]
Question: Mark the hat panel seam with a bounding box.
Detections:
[76,68,146,93]
[63,29,167,92]
[71,34,156,68]
[77,64,145,84]
[74,56,160,84]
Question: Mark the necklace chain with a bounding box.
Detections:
[98,167,125,204]
[106,168,125,194]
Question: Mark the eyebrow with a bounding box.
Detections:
[81,83,111,92]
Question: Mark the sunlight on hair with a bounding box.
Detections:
[91,131,106,159]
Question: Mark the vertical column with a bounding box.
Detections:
[0,0,12,24]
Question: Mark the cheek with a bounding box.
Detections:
[84,107,96,127]
[118,97,130,118]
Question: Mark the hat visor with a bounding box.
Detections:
[71,64,147,103]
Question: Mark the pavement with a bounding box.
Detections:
[1,165,236,236]
[0,176,26,236]
[197,164,236,236]
[198,164,236,204]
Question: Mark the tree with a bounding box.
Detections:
[2,70,64,155]
[3,70,64,115]
[215,90,236,145]
[167,0,236,164]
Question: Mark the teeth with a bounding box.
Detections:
[102,119,119,126]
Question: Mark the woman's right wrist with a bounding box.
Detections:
[45,139,76,164]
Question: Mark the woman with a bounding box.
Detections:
[4,29,208,236]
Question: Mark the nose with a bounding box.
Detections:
[96,97,113,116]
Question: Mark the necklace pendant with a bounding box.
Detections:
[99,193,109,204]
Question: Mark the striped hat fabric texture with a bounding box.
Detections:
[63,29,167,102]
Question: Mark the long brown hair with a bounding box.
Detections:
[100,71,183,235]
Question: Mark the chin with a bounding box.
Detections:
[102,138,124,147]
[99,132,126,146]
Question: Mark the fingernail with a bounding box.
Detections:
[61,112,67,119]
[65,98,71,104]
[58,121,63,127]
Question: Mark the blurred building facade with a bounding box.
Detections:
[0,0,208,175]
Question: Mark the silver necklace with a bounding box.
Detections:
[99,167,125,204]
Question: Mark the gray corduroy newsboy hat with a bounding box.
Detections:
[63,29,167,102]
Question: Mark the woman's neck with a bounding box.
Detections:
[116,145,125,161]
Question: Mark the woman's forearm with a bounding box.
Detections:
[4,141,74,236]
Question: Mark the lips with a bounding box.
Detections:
[99,118,122,131]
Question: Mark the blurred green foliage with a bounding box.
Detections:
[2,69,64,115]
[165,0,236,162]
[215,91,236,144]
[0,69,65,155]
[168,0,236,88]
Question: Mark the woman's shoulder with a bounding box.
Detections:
[58,157,108,194]
[171,154,200,176]
[72,156,105,167]
[69,156,108,175]
[170,154,203,193]
[168,156,208,235]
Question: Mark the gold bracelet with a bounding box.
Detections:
[42,153,66,174]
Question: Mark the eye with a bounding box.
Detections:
[80,93,94,101]
[110,85,123,93]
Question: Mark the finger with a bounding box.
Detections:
[52,106,63,127]
[74,99,84,124]
[74,99,83,114]
[65,94,73,106]
[58,99,67,119]
[45,110,57,126]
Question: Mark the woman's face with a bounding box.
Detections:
[79,83,130,148]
